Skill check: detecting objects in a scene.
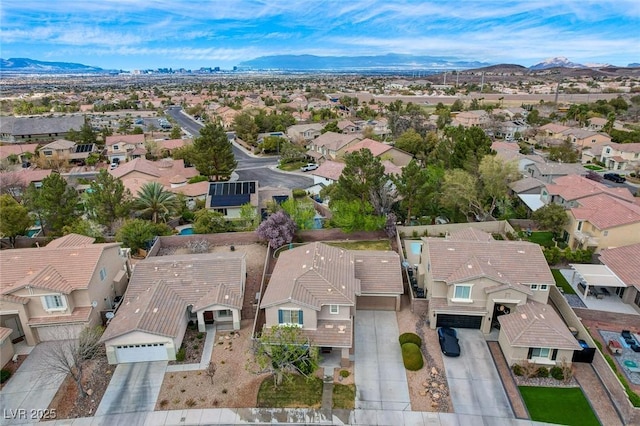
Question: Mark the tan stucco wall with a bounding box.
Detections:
[565,215,640,253]
[265,303,318,329]
[318,304,351,321]
[86,246,127,326]
[103,331,175,364]
[11,287,78,318]
[0,338,15,367]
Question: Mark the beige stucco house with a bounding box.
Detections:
[413,228,580,366]
[0,327,15,368]
[0,234,129,346]
[600,143,640,171]
[259,242,403,366]
[599,243,640,313]
[109,157,199,196]
[101,252,246,364]
[105,134,146,163]
[343,138,412,167]
[541,174,635,209]
[564,193,640,253]
[306,131,361,161]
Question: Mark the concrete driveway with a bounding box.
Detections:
[95,361,167,416]
[354,310,411,410]
[0,342,66,425]
[442,329,514,418]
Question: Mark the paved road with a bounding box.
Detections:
[95,361,167,416]
[166,107,313,189]
[354,310,411,411]
[442,329,514,418]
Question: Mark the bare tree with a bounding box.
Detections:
[206,361,217,385]
[43,326,104,398]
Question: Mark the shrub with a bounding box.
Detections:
[401,343,424,371]
[550,366,564,380]
[193,344,199,350]
[399,332,422,347]
[185,398,197,407]
[197,332,204,339]
[512,364,524,376]
[0,369,11,384]
[176,347,186,362]
[292,188,307,198]
[159,399,169,408]
[536,366,549,378]
[339,370,350,378]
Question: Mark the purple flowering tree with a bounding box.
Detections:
[256,210,297,248]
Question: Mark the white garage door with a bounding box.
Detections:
[115,343,168,363]
[37,324,84,341]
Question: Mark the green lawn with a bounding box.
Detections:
[519,386,600,426]
[519,231,555,248]
[551,269,576,294]
[327,240,391,251]
[584,164,604,171]
[278,161,308,171]
[257,374,323,408]
[333,384,355,409]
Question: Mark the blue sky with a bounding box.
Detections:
[1,0,639,70]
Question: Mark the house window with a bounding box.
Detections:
[99,267,107,281]
[453,284,472,302]
[603,231,609,236]
[540,285,548,291]
[43,150,53,156]
[213,208,228,215]
[330,305,339,314]
[218,309,232,317]
[577,221,583,231]
[278,309,303,325]
[113,145,119,150]
[529,347,558,361]
[42,294,66,311]
[531,284,538,291]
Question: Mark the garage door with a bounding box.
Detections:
[36,324,83,341]
[356,296,397,311]
[115,343,168,363]
[436,314,483,329]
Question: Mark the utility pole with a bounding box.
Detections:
[480,72,485,92]
[443,71,447,85]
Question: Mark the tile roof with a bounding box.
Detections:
[4,116,84,136]
[301,319,353,347]
[423,231,554,287]
[498,302,582,350]
[312,161,345,181]
[599,243,640,291]
[509,177,545,194]
[169,181,210,197]
[0,327,12,343]
[429,297,488,313]
[101,253,245,341]
[110,158,198,195]
[105,134,145,146]
[353,251,403,295]
[571,193,640,229]
[0,169,53,186]
[539,123,571,134]
[40,139,76,151]
[344,139,392,157]
[605,142,640,154]
[28,306,92,326]
[311,132,360,151]
[447,228,494,242]
[382,160,402,176]
[545,175,634,203]
[46,233,95,249]
[528,162,586,176]
[0,234,121,296]
[260,243,360,311]
[0,143,38,160]
[157,138,191,151]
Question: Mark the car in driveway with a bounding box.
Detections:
[603,172,626,183]
[585,170,603,182]
[300,163,319,172]
[438,327,461,357]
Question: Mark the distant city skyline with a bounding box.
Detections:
[1,0,639,71]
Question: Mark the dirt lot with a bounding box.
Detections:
[48,356,112,419]
[396,296,452,412]
[155,320,267,410]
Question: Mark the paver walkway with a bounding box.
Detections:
[487,341,529,419]
[573,363,624,426]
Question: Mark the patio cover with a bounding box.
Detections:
[517,194,545,212]
[570,263,626,288]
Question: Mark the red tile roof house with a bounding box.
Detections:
[109,157,198,196]
[259,242,403,367]
[343,138,413,167]
[101,252,246,364]
[414,228,580,366]
[306,131,361,161]
[540,174,635,209]
[599,243,640,313]
[0,234,129,347]
[564,193,640,253]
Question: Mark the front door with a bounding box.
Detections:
[203,311,214,324]
[4,316,25,343]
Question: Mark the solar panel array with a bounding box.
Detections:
[74,144,94,153]
[208,181,256,208]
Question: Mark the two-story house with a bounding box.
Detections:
[0,234,129,346]
[599,243,640,313]
[600,142,640,171]
[451,110,490,128]
[342,138,412,167]
[564,193,640,253]
[540,175,635,209]
[105,134,146,164]
[38,139,98,164]
[306,132,361,161]
[259,242,403,367]
[561,128,611,149]
[412,228,580,367]
[524,161,586,183]
[286,123,324,143]
[109,157,198,196]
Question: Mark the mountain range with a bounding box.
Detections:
[0,58,112,73]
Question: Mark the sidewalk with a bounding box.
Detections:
[166,324,216,372]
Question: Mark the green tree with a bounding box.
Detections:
[169,126,182,139]
[321,121,340,134]
[239,202,259,231]
[192,209,228,234]
[330,200,385,232]
[280,198,316,230]
[0,194,32,247]
[251,324,319,387]
[134,182,179,223]
[233,112,259,144]
[435,126,493,171]
[261,136,287,154]
[392,160,429,224]
[23,173,79,236]
[332,149,386,213]
[84,170,133,233]
[66,117,97,145]
[189,123,237,181]
[548,139,579,163]
[394,129,423,156]
[532,203,569,238]
[115,219,172,253]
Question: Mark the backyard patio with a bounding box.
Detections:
[600,330,640,385]
[559,268,639,315]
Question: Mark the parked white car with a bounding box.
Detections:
[300,163,319,172]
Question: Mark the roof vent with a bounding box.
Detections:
[447,248,455,251]
[467,264,473,269]
[135,308,140,314]
[224,295,229,300]
[517,250,525,254]
[153,308,158,313]
[520,314,527,319]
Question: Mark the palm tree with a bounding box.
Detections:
[134,182,179,223]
